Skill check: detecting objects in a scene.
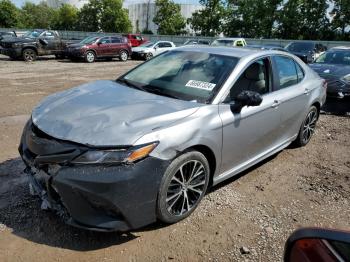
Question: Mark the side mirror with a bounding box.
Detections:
[230,90,263,113]
[39,38,48,46]
[284,228,350,262]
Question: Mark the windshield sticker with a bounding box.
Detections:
[185,80,216,91]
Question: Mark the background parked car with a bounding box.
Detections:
[246,44,287,52]
[0,29,72,62]
[285,42,327,64]
[131,41,175,60]
[183,39,211,45]
[211,38,247,47]
[122,33,148,47]
[309,46,350,99]
[66,35,131,63]
[0,31,17,41]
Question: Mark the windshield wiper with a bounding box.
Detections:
[116,78,147,92]
[144,86,180,100]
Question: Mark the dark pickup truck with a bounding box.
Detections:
[0,29,72,61]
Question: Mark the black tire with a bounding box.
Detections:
[55,54,65,59]
[145,52,153,60]
[157,151,210,224]
[294,105,319,147]
[119,50,128,62]
[22,48,37,62]
[84,51,96,63]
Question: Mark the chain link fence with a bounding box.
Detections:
[1,28,349,48]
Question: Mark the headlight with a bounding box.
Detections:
[12,43,21,48]
[71,142,158,164]
[341,74,350,83]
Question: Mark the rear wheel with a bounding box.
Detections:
[157,151,210,224]
[85,51,96,63]
[294,106,319,147]
[22,48,37,62]
[119,50,128,62]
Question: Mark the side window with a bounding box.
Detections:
[163,42,172,48]
[227,58,270,101]
[236,41,243,47]
[295,62,304,83]
[157,42,165,48]
[43,32,54,39]
[273,56,298,90]
[99,37,110,44]
[111,37,121,43]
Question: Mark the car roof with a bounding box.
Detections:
[175,46,287,59]
[330,46,350,50]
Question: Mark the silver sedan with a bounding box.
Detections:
[19,46,327,231]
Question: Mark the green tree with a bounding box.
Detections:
[0,0,19,28]
[188,0,226,36]
[153,0,186,35]
[77,0,132,32]
[225,0,282,38]
[331,0,350,40]
[18,1,58,29]
[276,0,330,40]
[53,4,78,30]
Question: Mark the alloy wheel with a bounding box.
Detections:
[23,50,35,62]
[166,160,206,216]
[120,51,128,61]
[86,52,95,63]
[302,108,318,144]
[146,53,153,60]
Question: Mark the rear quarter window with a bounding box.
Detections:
[273,56,299,90]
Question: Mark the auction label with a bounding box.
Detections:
[185,80,216,91]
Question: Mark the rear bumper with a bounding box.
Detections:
[19,120,169,232]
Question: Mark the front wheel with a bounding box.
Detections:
[157,151,210,224]
[294,106,319,147]
[119,50,128,62]
[85,51,96,63]
[22,48,37,62]
[145,52,153,60]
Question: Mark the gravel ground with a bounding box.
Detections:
[0,55,349,262]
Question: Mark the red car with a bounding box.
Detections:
[66,35,132,63]
[122,34,148,47]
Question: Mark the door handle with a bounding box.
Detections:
[271,100,281,108]
[304,88,310,95]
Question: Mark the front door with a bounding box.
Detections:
[218,57,282,179]
[96,37,112,56]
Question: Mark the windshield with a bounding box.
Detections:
[315,51,350,65]
[139,42,154,48]
[286,42,314,52]
[23,30,42,38]
[211,40,235,47]
[80,36,99,45]
[118,50,238,103]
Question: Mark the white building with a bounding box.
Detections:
[46,0,89,9]
[126,0,203,34]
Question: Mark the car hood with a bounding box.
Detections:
[132,46,152,52]
[309,63,350,79]
[1,37,35,44]
[31,80,200,147]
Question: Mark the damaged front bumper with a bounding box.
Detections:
[19,120,169,232]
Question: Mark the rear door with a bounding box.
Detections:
[40,31,58,54]
[270,55,310,143]
[218,57,283,177]
[110,37,122,56]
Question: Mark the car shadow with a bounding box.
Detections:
[321,97,350,116]
[57,59,129,64]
